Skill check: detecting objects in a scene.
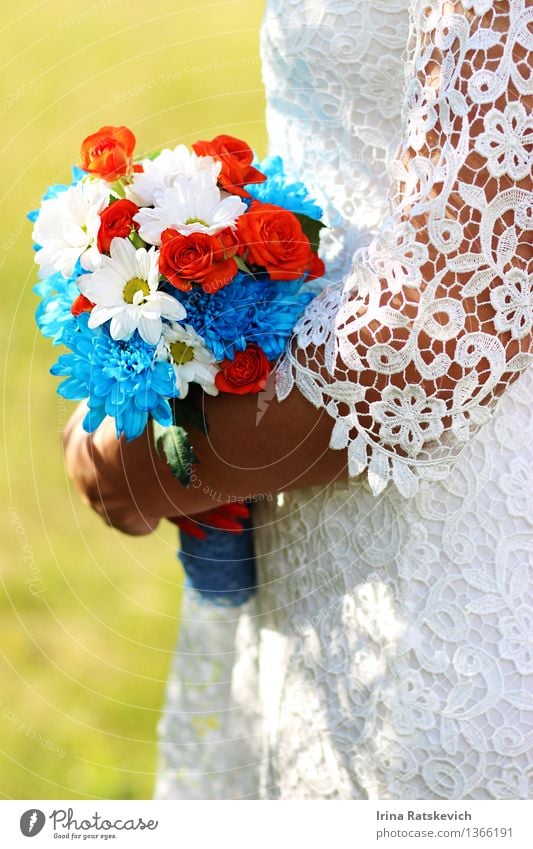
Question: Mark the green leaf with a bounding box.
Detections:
[152,421,198,487]
[129,230,147,250]
[294,213,326,254]
[110,179,126,199]
[235,254,256,278]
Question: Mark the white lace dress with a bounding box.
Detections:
[154,0,533,800]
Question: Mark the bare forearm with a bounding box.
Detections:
[63,376,347,534]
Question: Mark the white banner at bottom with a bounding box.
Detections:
[1,799,531,848]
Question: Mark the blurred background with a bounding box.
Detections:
[0,0,265,799]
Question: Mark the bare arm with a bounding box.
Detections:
[63,374,347,535]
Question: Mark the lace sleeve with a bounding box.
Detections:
[277,0,532,497]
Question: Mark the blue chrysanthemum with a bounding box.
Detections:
[245,156,323,220]
[174,272,314,362]
[33,263,84,345]
[249,279,314,360]
[51,314,176,440]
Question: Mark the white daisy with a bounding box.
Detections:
[33,180,109,278]
[157,322,219,399]
[79,237,186,345]
[126,144,221,206]
[134,171,247,246]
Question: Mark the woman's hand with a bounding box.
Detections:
[62,374,347,535]
[63,403,162,535]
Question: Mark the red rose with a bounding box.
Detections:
[236,201,324,281]
[71,294,94,316]
[97,199,140,253]
[308,250,326,280]
[215,344,271,395]
[212,227,240,261]
[201,256,239,294]
[192,134,266,198]
[80,125,136,181]
[168,502,250,539]
[159,228,238,294]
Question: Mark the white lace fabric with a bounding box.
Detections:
[154,0,533,801]
[277,0,532,496]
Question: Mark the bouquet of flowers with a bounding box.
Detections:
[31,125,325,604]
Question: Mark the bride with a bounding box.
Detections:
[64,0,532,799]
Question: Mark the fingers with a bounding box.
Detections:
[62,406,161,536]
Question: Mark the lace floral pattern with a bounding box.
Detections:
[155,0,533,801]
[476,102,533,180]
[251,372,533,798]
[277,0,532,496]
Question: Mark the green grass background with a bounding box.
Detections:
[0,0,266,799]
